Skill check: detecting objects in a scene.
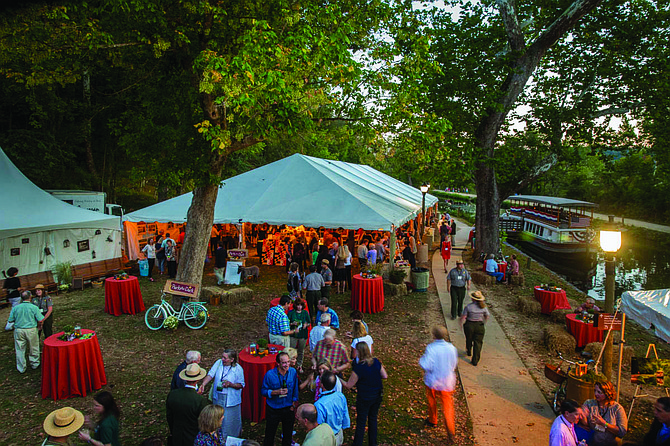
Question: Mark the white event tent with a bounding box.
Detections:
[0,148,122,276]
[621,289,670,344]
[124,154,438,259]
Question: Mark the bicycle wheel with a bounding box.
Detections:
[145,305,166,330]
[553,381,567,414]
[183,303,208,329]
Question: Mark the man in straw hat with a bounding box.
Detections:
[7,290,44,373]
[459,291,490,366]
[42,406,85,445]
[166,363,209,446]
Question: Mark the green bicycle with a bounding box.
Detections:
[145,295,208,330]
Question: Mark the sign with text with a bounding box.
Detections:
[227,249,249,259]
[163,279,199,299]
[595,313,623,331]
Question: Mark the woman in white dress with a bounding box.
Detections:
[199,349,245,439]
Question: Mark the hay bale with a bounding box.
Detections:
[225,287,254,304]
[383,281,408,297]
[471,270,495,285]
[509,271,525,286]
[200,286,223,302]
[517,295,542,315]
[583,342,634,369]
[551,309,575,324]
[544,325,576,354]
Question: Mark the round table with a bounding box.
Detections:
[534,286,571,315]
[239,344,284,422]
[351,274,384,313]
[42,329,107,401]
[566,313,604,347]
[104,276,145,316]
[482,261,508,280]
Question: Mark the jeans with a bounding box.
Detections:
[487,271,504,282]
[147,258,155,278]
[157,256,166,274]
[263,405,295,446]
[353,396,382,446]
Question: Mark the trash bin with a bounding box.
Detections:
[417,243,429,263]
[138,259,149,277]
[411,267,429,292]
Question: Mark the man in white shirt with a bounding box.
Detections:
[309,313,330,351]
[419,326,458,441]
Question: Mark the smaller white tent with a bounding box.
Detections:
[0,148,122,276]
[621,289,670,343]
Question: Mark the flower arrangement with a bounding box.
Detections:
[164,316,179,330]
[114,272,130,280]
[58,325,94,341]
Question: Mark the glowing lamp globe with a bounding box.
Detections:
[599,230,621,253]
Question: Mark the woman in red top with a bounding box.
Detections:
[441,240,451,272]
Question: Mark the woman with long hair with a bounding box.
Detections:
[199,349,245,439]
[334,245,348,294]
[287,262,302,301]
[194,404,226,446]
[300,357,343,401]
[141,237,156,282]
[350,320,374,359]
[341,342,388,446]
[78,391,121,446]
[579,381,627,446]
[459,291,489,367]
[165,239,178,279]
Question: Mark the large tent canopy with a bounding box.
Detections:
[125,154,439,230]
[621,289,670,344]
[0,147,122,275]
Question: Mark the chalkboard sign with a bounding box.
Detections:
[224,261,243,285]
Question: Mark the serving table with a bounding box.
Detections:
[42,329,107,400]
[534,286,571,315]
[239,344,284,422]
[351,274,384,314]
[104,276,145,316]
[565,313,604,347]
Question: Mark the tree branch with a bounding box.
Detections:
[501,153,559,198]
[495,0,525,53]
[591,103,643,119]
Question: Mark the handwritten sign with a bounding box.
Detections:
[595,313,623,331]
[227,249,249,259]
[163,279,199,299]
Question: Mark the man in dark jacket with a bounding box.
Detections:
[171,350,201,390]
[641,397,670,446]
[166,363,209,446]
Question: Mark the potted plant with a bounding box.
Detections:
[389,269,406,284]
[257,338,269,354]
[53,261,73,291]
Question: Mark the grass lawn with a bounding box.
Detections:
[0,256,473,445]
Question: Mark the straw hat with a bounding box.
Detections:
[179,363,207,381]
[322,259,329,265]
[43,407,84,437]
[470,291,485,301]
[35,284,45,289]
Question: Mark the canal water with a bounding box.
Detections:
[511,230,670,302]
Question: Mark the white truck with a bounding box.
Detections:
[46,190,124,217]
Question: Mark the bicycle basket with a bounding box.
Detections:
[544,363,567,384]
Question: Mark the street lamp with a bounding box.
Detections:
[420,184,429,242]
[599,218,621,380]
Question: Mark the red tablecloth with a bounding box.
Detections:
[42,329,107,401]
[104,276,145,316]
[534,286,571,315]
[566,313,604,347]
[270,298,310,314]
[482,261,508,279]
[239,344,284,422]
[351,274,384,314]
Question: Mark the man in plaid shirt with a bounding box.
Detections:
[266,295,297,348]
[312,329,350,374]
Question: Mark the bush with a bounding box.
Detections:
[53,261,73,285]
[389,269,406,284]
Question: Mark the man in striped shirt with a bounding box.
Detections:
[312,329,350,375]
[266,295,298,348]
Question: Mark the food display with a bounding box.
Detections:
[58,325,94,341]
[114,272,130,280]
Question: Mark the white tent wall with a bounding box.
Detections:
[621,289,670,344]
[0,228,122,277]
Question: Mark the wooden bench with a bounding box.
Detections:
[1,270,58,306]
[71,258,131,289]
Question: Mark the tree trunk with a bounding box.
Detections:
[175,182,220,304]
[473,163,501,257]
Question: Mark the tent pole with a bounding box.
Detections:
[389,225,396,267]
[616,313,626,403]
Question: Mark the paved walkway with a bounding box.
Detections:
[431,220,555,445]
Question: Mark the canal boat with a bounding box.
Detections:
[501,195,597,258]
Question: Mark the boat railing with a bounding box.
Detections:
[509,206,591,229]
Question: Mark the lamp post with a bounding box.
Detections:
[420,184,429,242]
[599,218,621,381]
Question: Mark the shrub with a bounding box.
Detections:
[53,261,73,286]
[389,269,406,284]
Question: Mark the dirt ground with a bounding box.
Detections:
[461,245,669,444]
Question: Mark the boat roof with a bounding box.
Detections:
[507,195,597,208]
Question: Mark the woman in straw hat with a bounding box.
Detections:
[78,391,121,446]
[42,407,84,446]
[459,291,490,366]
